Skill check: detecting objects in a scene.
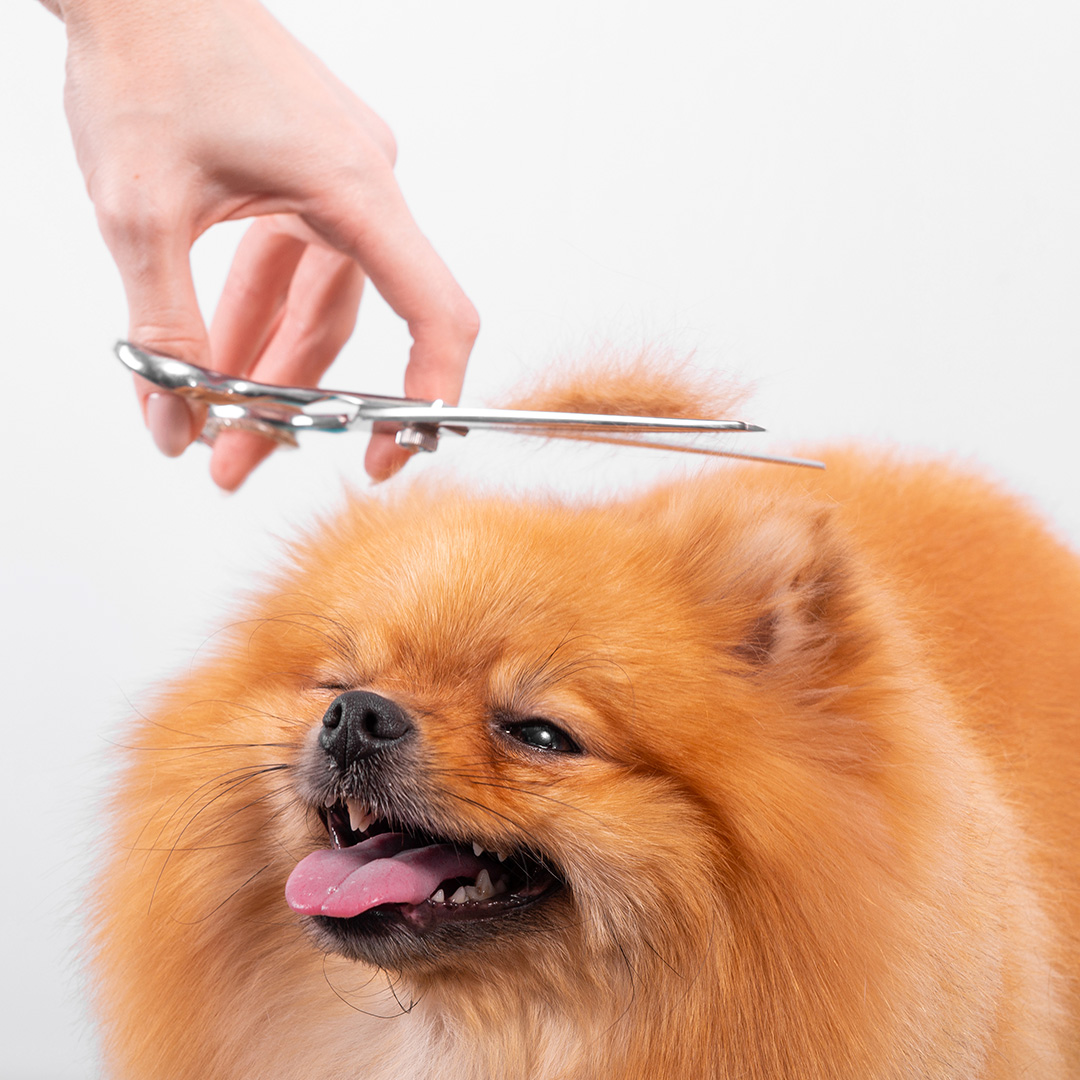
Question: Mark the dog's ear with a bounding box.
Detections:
[655,490,872,684]
[729,501,858,670]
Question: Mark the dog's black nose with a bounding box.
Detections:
[319,690,414,770]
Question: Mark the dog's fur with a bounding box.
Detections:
[90,369,1080,1078]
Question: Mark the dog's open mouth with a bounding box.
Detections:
[286,798,562,933]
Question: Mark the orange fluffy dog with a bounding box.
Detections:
[90,369,1080,1079]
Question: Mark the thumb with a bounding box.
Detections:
[100,204,209,457]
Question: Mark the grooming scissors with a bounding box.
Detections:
[116,341,824,469]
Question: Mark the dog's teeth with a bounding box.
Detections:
[473,869,495,899]
[346,798,373,834]
[430,888,445,904]
[449,886,469,905]
[497,851,508,862]
[472,842,485,857]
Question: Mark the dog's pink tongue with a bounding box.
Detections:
[286,832,484,918]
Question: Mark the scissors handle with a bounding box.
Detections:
[116,341,414,411]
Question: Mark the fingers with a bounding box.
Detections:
[306,164,480,408]
[364,431,411,484]
[208,240,366,491]
[307,171,479,482]
[94,180,209,456]
[209,217,308,378]
[199,219,305,485]
[96,156,477,484]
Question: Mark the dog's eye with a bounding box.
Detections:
[313,680,352,693]
[502,720,582,755]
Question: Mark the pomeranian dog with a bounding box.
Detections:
[90,364,1080,1079]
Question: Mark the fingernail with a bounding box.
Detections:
[368,453,409,485]
[146,393,194,457]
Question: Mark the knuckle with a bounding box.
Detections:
[95,191,177,253]
[89,167,185,251]
[128,326,208,362]
[414,295,481,353]
[332,122,398,186]
[349,104,398,165]
[350,143,396,189]
[89,182,133,243]
[369,117,398,166]
[447,296,481,345]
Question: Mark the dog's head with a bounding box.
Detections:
[168,474,884,1009]
[102,447,977,1080]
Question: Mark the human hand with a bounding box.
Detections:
[48,0,478,487]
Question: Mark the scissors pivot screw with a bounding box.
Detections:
[395,424,440,454]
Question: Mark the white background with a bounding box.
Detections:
[2,1,1078,1076]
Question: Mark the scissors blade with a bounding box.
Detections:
[415,419,825,469]
[353,404,825,468]
[357,403,765,436]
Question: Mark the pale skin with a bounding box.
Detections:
[40,0,479,487]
